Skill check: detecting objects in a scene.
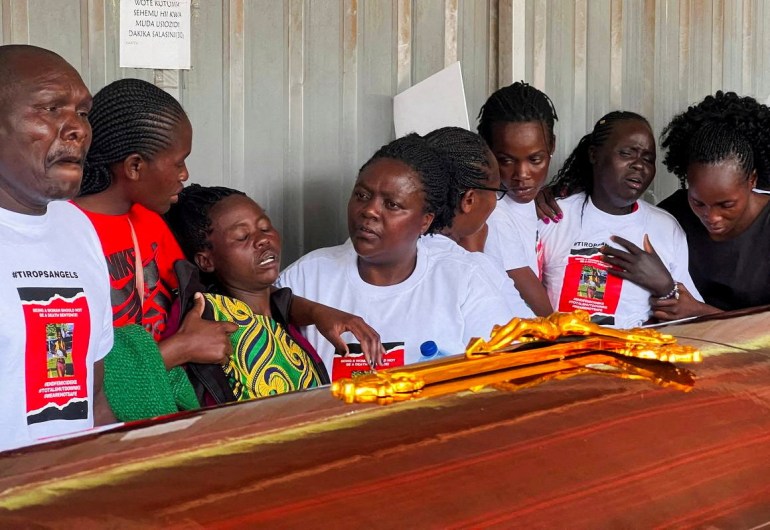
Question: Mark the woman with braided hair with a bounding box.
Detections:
[74,78,239,372]
[422,126,533,317]
[539,111,701,328]
[165,184,331,403]
[655,91,770,316]
[477,82,559,316]
[279,133,511,381]
[76,79,382,413]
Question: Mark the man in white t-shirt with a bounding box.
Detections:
[0,45,114,452]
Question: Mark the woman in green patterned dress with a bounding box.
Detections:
[167,184,365,402]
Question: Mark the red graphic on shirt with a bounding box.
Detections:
[19,287,91,425]
[558,247,622,325]
[535,231,544,280]
[105,242,174,341]
[332,342,405,381]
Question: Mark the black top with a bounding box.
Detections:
[658,189,770,311]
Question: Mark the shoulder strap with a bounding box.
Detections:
[127,218,145,306]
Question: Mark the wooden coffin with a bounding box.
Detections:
[1,309,770,528]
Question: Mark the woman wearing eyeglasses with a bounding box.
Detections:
[477,82,559,316]
[422,127,533,317]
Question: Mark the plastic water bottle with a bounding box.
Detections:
[420,340,450,361]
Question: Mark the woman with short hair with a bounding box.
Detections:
[656,91,770,317]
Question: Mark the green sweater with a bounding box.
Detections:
[103,324,199,422]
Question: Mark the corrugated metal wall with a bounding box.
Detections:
[2,0,769,263]
[499,0,770,205]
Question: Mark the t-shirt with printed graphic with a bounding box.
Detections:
[204,293,324,400]
[0,202,113,452]
[540,193,701,328]
[278,239,512,381]
[422,233,534,319]
[484,195,542,276]
[78,203,183,341]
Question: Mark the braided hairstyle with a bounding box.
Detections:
[80,78,188,196]
[660,91,770,189]
[551,111,650,197]
[477,81,558,150]
[359,133,454,233]
[424,127,490,216]
[164,183,246,262]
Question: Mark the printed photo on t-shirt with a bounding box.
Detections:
[46,323,74,378]
[18,287,92,425]
[558,245,622,326]
[578,266,607,301]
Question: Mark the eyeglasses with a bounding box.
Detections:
[465,182,508,201]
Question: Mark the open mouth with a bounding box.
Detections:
[626,176,644,190]
[355,225,378,238]
[258,251,278,266]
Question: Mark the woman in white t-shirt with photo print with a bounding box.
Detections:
[279,134,513,381]
[538,111,701,329]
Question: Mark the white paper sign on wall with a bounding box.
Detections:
[393,62,469,138]
[119,0,191,70]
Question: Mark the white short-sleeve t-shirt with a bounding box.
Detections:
[278,239,513,380]
[484,195,542,276]
[422,234,534,319]
[0,201,113,452]
[540,193,701,328]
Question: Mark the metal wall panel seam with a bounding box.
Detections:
[86,0,107,91]
[8,0,28,43]
[609,0,623,108]
[227,0,245,190]
[741,0,753,95]
[444,0,458,66]
[496,0,511,85]
[285,0,305,257]
[532,0,546,89]
[488,0,499,92]
[396,0,411,93]
[572,0,587,151]
[79,0,89,80]
[711,0,723,91]
[341,0,359,242]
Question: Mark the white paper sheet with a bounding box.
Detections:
[393,62,469,138]
[119,0,191,70]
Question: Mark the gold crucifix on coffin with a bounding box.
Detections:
[331,310,701,405]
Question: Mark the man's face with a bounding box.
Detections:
[0,54,92,214]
